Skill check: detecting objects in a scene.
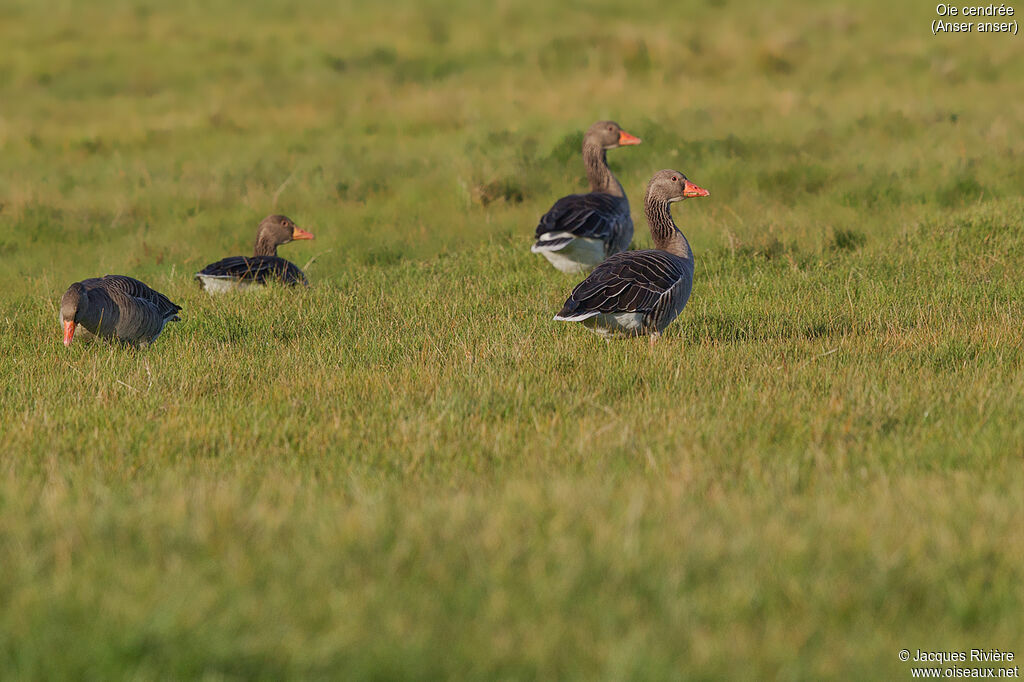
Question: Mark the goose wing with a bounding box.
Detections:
[112,294,167,346]
[84,275,182,321]
[195,256,309,286]
[535,193,629,243]
[555,250,689,320]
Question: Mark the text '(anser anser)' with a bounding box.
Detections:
[554,169,709,339]
[532,121,641,273]
[195,214,314,293]
[60,275,182,347]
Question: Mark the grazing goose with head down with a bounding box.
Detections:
[195,214,314,293]
[60,275,182,347]
[532,120,642,273]
[554,169,709,339]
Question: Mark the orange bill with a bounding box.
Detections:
[63,319,76,346]
[292,226,315,240]
[683,180,709,198]
[618,130,642,146]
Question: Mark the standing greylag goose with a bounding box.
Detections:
[554,169,709,339]
[194,214,314,293]
[60,275,182,347]
[531,120,642,273]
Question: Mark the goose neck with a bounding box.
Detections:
[582,139,625,197]
[645,197,691,260]
[253,234,279,257]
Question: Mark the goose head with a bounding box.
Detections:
[646,169,709,204]
[59,282,87,346]
[585,120,642,150]
[255,214,314,249]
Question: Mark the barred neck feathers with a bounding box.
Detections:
[644,193,691,260]
[253,233,279,257]
[582,137,625,198]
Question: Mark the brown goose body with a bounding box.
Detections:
[554,170,709,338]
[532,121,641,273]
[195,214,314,293]
[60,275,182,347]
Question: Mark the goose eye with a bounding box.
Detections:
[671,176,678,182]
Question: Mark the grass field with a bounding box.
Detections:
[2,0,1023,678]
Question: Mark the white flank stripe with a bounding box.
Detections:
[553,311,599,322]
[531,241,570,253]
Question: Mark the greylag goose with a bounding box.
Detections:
[195,214,314,292]
[554,169,709,339]
[60,275,182,347]
[531,120,642,273]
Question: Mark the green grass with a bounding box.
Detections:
[2,0,1024,678]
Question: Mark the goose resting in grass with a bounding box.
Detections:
[531,120,641,273]
[195,214,314,293]
[554,169,709,340]
[60,275,181,347]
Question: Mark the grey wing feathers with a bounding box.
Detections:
[85,275,182,321]
[535,193,629,242]
[556,251,689,318]
[196,256,308,286]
